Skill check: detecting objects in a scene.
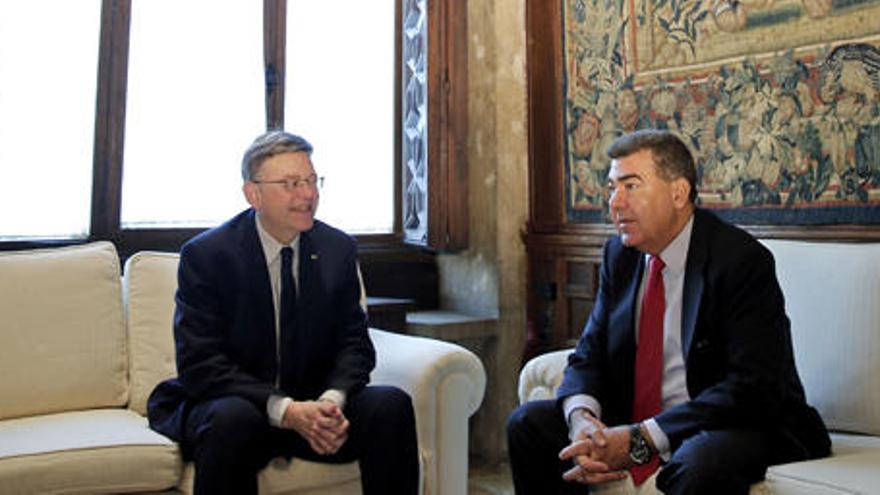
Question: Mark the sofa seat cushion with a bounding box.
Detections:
[0,409,180,494]
[178,458,361,495]
[751,433,880,495]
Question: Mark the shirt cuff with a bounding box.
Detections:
[562,394,602,426]
[319,389,347,410]
[267,394,293,427]
[643,418,671,461]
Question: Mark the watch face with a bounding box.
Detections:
[629,426,653,465]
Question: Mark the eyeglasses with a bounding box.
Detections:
[252,175,324,191]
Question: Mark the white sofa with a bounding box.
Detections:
[518,239,880,494]
[0,241,486,495]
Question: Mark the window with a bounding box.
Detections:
[0,0,101,241]
[121,1,263,229]
[286,1,395,234]
[0,0,467,255]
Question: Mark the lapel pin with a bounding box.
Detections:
[310,254,319,260]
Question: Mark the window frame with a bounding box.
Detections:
[2,0,466,258]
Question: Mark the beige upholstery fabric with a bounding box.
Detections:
[0,409,180,494]
[517,349,571,403]
[370,329,486,495]
[0,245,486,494]
[0,242,127,420]
[178,459,362,495]
[753,433,880,495]
[123,251,180,416]
[761,240,880,436]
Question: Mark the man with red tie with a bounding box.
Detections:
[507,129,830,494]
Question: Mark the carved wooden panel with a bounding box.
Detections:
[402,0,429,245]
[401,0,468,251]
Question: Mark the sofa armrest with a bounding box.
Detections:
[518,349,573,404]
[368,328,486,495]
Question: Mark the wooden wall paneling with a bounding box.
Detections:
[426,0,469,251]
[526,0,565,233]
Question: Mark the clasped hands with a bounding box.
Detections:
[282,399,349,455]
[559,411,637,485]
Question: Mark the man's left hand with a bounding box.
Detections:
[281,400,349,455]
[559,424,634,484]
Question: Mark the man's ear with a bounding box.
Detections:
[243,181,261,209]
[671,178,691,208]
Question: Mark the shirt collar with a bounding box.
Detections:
[254,213,299,265]
[656,214,694,275]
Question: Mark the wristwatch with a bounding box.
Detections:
[629,423,654,465]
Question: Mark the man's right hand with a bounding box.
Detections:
[281,400,349,455]
[560,409,628,485]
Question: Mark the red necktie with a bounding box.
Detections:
[631,255,664,485]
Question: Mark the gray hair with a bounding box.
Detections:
[606,129,698,203]
[241,130,314,181]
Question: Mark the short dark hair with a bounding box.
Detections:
[241,130,314,181]
[607,129,698,203]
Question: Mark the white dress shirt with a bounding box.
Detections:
[564,215,694,459]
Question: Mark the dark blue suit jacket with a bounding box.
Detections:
[557,209,830,455]
[147,209,375,443]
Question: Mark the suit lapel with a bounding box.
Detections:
[297,230,317,333]
[620,251,646,349]
[239,211,277,358]
[681,211,708,363]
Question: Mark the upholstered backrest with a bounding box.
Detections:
[762,240,880,436]
[0,242,128,420]
[123,251,180,416]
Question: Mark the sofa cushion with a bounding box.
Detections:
[177,458,361,495]
[0,409,181,493]
[0,242,127,420]
[124,251,180,416]
[753,433,880,495]
[762,240,880,436]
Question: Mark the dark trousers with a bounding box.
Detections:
[184,385,419,495]
[507,400,813,495]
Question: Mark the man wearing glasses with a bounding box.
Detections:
[147,130,419,495]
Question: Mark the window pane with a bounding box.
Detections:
[122,1,263,228]
[286,1,395,234]
[0,1,100,240]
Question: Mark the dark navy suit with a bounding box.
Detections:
[148,209,418,495]
[508,209,830,494]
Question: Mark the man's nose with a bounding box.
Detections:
[608,188,626,210]
[297,185,318,200]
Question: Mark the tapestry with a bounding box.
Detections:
[564,0,880,224]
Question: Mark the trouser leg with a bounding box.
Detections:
[657,429,780,495]
[345,385,419,495]
[507,400,590,495]
[278,385,420,495]
[184,396,275,495]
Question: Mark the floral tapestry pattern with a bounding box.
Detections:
[565,0,880,224]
